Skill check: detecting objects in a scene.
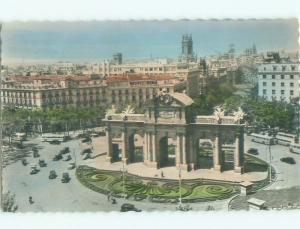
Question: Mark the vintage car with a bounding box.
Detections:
[247,148,259,155]
[33,151,40,158]
[49,170,57,179]
[63,155,72,161]
[63,136,72,142]
[53,154,63,161]
[120,203,141,212]
[280,157,296,165]
[67,162,76,170]
[22,158,28,166]
[61,172,71,183]
[83,153,92,160]
[49,140,61,145]
[30,165,39,175]
[60,147,70,154]
[81,137,92,143]
[39,159,47,167]
[80,148,92,155]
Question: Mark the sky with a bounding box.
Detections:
[1,19,299,64]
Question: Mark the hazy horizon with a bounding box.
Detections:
[1,19,299,65]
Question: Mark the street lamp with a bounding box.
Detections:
[122,159,126,200]
[267,125,272,183]
[178,165,182,206]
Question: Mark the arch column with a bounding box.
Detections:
[213,132,223,172]
[105,125,113,163]
[121,128,129,164]
[176,133,188,170]
[143,132,149,164]
[234,128,244,173]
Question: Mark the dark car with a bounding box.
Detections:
[39,159,47,167]
[49,170,57,179]
[247,148,258,155]
[63,154,72,161]
[120,203,142,212]
[22,158,28,166]
[61,172,71,183]
[33,151,40,158]
[63,136,72,142]
[80,148,93,155]
[280,157,296,165]
[60,147,70,154]
[53,154,63,161]
[49,140,61,145]
[81,137,92,143]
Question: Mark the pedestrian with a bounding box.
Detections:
[29,196,34,204]
[161,171,164,178]
[107,192,111,201]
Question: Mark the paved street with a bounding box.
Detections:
[2,134,300,212]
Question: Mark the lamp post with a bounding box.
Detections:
[122,159,126,200]
[267,125,272,183]
[178,165,182,206]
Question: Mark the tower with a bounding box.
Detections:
[180,34,196,62]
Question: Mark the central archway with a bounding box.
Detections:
[159,136,176,168]
[128,133,144,163]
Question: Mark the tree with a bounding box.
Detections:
[2,191,18,212]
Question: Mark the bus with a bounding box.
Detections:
[275,132,297,146]
[42,134,65,142]
[289,142,300,154]
[250,133,276,145]
[13,132,27,141]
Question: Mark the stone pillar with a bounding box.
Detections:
[234,129,244,173]
[176,134,181,167]
[143,132,149,164]
[145,132,158,168]
[121,129,129,164]
[213,133,222,172]
[187,135,196,170]
[105,126,113,163]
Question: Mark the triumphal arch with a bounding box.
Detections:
[103,92,245,173]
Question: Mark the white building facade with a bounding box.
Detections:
[258,63,299,103]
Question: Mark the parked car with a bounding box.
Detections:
[49,140,61,145]
[64,155,72,161]
[39,159,47,167]
[53,154,63,161]
[22,158,28,166]
[33,151,40,158]
[61,173,71,183]
[280,157,296,165]
[247,148,259,155]
[60,147,70,154]
[49,170,57,179]
[67,162,76,170]
[83,153,92,160]
[30,165,39,175]
[63,136,72,142]
[120,203,141,212]
[80,148,93,155]
[81,137,92,143]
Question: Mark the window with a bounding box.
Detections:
[272,82,276,86]
[263,82,267,86]
[263,75,266,79]
[290,90,294,95]
[273,66,277,71]
[281,90,285,95]
[263,89,267,95]
[281,82,285,87]
[282,66,286,71]
[290,75,294,79]
[272,75,275,79]
[272,90,275,95]
[290,82,294,87]
[291,65,296,71]
[281,75,284,79]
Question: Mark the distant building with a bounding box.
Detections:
[112,53,123,65]
[179,34,197,63]
[257,60,299,103]
[1,74,180,109]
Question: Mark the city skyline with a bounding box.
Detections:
[1,19,298,64]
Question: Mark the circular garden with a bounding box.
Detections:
[76,165,239,203]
